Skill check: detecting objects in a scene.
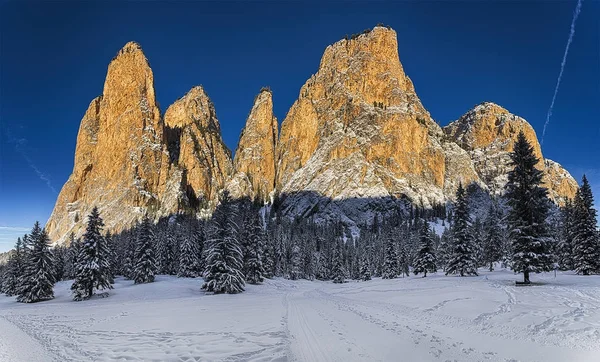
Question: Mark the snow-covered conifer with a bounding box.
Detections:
[381,232,398,279]
[202,191,245,294]
[505,132,553,283]
[483,203,504,271]
[133,216,157,284]
[446,183,478,276]
[572,175,599,275]
[17,223,55,303]
[413,220,437,277]
[71,207,114,301]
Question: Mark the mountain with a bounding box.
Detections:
[228,89,278,203]
[46,26,577,243]
[444,102,578,205]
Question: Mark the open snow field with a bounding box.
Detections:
[1,271,600,362]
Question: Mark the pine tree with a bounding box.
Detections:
[63,234,80,280]
[413,220,437,277]
[382,232,398,279]
[52,245,68,282]
[202,191,245,294]
[483,203,504,271]
[572,175,599,275]
[17,223,56,303]
[331,238,345,283]
[505,132,553,283]
[446,183,478,276]
[244,211,266,284]
[557,199,576,270]
[359,254,372,281]
[289,242,302,280]
[105,231,116,283]
[2,237,25,296]
[178,223,200,278]
[438,228,452,272]
[71,207,113,301]
[156,222,176,275]
[398,241,411,277]
[133,216,157,284]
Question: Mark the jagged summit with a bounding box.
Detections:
[118,41,143,54]
[46,26,578,243]
[229,88,278,203]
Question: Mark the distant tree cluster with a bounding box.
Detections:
[1,132,598,303]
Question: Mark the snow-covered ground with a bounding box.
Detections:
[1,271,600,362]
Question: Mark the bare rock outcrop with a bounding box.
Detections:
[229,89,278,203]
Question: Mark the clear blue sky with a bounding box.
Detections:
[1,1,598,251]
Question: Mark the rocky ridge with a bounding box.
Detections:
[46,27,578,243]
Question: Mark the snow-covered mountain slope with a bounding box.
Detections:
[1,272,599,361]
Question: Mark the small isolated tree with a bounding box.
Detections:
[71,207,113,301]
[483,202,504,271]
[133,216,157,284]
[16,223,55,303]
[505,132,553,283]
[572,175,599,275]
[446,183,478,276]
[202,191,245,294]
[413,220,437,277]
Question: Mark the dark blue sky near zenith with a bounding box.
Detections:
[0,1,598,251]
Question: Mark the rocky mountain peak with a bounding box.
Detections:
[443,103,577,203]
[229,88,278,203]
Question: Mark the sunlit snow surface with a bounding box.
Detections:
[1,271,599,361]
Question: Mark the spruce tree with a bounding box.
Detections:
[331,238,345,283]
[398,241,411,277]
[133,216,157,284]
[483,203,504,271]
[17,223,55,303]
[359,245,372,281]
[71,207,113,301]
[178,225,200,278]
[557,199,576,270]
[381,232,398,279]
[242,210,266,284]
[413,220,437,277]
[202,191,245,294]
[446,183,478,276]
[53,246,67,282]
[505,132,553,283]
[3,237,25,296]
[572,175,599,275]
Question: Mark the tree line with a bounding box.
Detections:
[0,132,598,302]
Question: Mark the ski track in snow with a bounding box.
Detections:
[1,271,600,361]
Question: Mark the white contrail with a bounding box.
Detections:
[542,0,583,145]
[3,127,58,194]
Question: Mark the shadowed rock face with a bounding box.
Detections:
[229,89,278,203]
[164,86,233,211]
[47,27,578,243]
[444,102,577,204]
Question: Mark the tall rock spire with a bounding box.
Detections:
[46,41,167,242]
[163,86,233,210]
[229,88,278,203]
